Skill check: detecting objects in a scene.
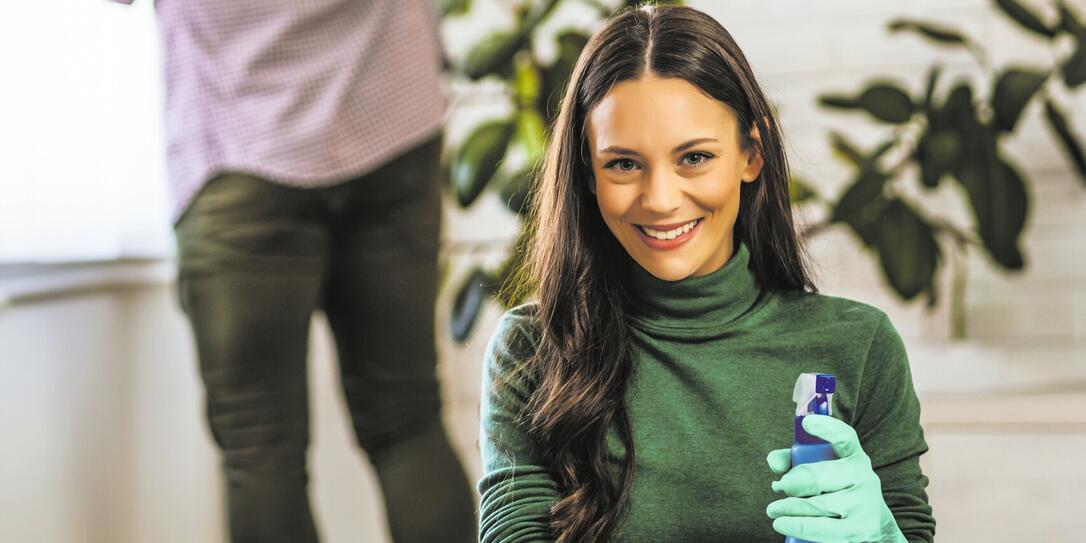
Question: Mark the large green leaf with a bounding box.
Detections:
[438,0,471,17]
[498,164,535,216]
[496,109,547,216]
[488,108,548,217]
[992,67,1049,132]
[1043,98,1086,185]
[458,0,558,82]
[451,119,516,207]
[461,31,526,80]
[953,122,1029,269]
[993,0,1056,38]
[951,121,987,201]
[513,53,541,108]
[888,19,970,46]
[941,82,976,128]
[821,82,919,124]
[1063,37,1086,88]
[789,175,819,205]
[916,129,961,188]
[1058,1,1086,36]
[985,159,1029,269]
[818,94,863,110]
[833,168,889,224]
[1060,0,1086,85]
[877,199,939,301]
[925,82,976,186]
[516,108,547,166]
[832,168,890,248]
[541,31,590,125]
[520,0,562,36]
[857,82,916,124]
[827,134,896,236]
[451,268,494,343]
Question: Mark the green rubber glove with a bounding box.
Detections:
[765,414,907,543]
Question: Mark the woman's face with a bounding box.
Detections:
[586,73,763,281]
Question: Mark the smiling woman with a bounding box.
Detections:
[477,3,935,543]
[586,74,765,279]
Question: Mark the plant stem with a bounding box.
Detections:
[927,217,981,249]
[950,239,968,340]
[928,218,971,339]
[965,41,993,76]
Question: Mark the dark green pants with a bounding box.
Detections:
[174,134,476,543]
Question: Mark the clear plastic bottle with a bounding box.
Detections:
[784,373,837,543]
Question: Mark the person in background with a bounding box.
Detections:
[109,1,477,542]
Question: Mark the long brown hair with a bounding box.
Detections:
[500,4,818,541]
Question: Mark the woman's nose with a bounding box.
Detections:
[640,170,682,215]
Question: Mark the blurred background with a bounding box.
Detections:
[1,0,1084,541]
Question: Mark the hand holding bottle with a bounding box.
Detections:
[765,415,907,543]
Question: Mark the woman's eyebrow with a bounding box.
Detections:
[599,137,719,156]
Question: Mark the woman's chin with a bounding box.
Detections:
[631,252,698,282]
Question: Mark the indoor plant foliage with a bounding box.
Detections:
[797,0,1086,338]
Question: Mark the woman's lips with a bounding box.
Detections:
[638,219,697,230]
[633,218,702,250]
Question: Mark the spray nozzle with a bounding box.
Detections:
[792,373,836,417]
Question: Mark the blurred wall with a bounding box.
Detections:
[1,0,1084,542]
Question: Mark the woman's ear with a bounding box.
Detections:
[741,118,767,183]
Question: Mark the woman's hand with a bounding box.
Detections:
[765,414,907,543]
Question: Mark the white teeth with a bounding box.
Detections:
[640,219,699,240]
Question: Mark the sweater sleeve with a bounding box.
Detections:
[852,312,936,543]
[477,306,560,542]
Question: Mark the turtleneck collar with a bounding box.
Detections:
[625,240,764,336]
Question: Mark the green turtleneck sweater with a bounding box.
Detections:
[476,242,935,542]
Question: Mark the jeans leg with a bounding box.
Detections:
[321,133,477,543]
[175,172,328,543]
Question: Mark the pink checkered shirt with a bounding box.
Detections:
[112,0,449,223]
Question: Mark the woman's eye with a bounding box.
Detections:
[683,152,713,166]
[606,158,638,172]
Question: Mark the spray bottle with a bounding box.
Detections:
[784,373,837,543]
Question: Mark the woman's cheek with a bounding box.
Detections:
[703,175,741,208]
[594,181,631,222]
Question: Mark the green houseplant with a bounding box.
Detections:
[796,0,1086,338]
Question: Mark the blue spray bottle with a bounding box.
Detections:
[784,373,837,543]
